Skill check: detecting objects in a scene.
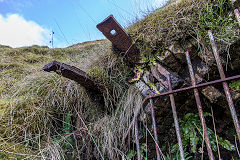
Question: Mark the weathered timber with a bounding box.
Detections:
[43,61,105,96]
[97,15,139,66]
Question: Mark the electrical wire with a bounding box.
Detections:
[107,0,136,18]
[74,0,97,24]
[54,19,70,46]
[69,0,90,41]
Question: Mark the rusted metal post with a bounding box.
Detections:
[134,121,141,160]
[208,30,240,144]
[234,9,240,26]
[96,15,138,65]
[150,99,161,160]
[185,51,215,160]
[167,75,185,160]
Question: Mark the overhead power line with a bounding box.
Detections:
[54,19,70,46]
[74,0,97,24]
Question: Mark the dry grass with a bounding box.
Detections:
[0,0,239,159]
[0,40,134,159]
[0,33,140,159]
[92,86,143,159]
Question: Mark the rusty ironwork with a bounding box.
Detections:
[167,75,185,160]
[185,51,215,160]
[134,121,141,160]
[143,74,240,105]
[43,61,104,94]
[235,9,240,26]
[139,41,240,159]
[96,15,138,65]
[150,99,161,160]
[208,30,240,144]
[43,61,105,104]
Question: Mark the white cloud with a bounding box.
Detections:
[0,14,50,48]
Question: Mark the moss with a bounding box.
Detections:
[0,142,33,159]
[127,0,239,71]
[0,0,239,158]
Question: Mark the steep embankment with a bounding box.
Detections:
[0,40,130,159]
[0,0,240,159]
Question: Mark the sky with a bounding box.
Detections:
[0,0,167,48]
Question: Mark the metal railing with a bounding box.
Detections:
[140,30,240,160]
[133,7,240,160]
[97,7,240,160]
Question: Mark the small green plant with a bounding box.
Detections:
[200,0,233,30]
[167,113,234,159]
[229,80,240,91]
[179,113,234,153]
[198,0,237,46]
[50,113,75,151]
[126,144,147,160]
[165,150,192,160]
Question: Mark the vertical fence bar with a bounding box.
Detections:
[208,30,240,143]
[135,121,141,160]
[185,51,215,160]
[150,99,161,160]
[234,9,240,26]
[167,75,185,160]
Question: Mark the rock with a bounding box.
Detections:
[201,86,227,107]
[157,39,198,73]
[135,80,153,96]
[232,0,240,8]
[151,64,183,89]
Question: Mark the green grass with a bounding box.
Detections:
[0,39,135,159]
[127,0,239,71]
[0,0,239,159]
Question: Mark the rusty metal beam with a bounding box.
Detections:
[43,61,104,95]
[97,15,138,65]
[185,51,215,160]
[143,74,240,105]
[208,30,240,144]
[167,75,185,160]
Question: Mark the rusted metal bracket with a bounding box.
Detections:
[43,61,105,96]
[97,15,139,66]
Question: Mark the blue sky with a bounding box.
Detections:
[0,0,166,48]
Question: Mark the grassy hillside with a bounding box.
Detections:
[0,40,136,159]
[0,0,240,159]
[128,0,239,68]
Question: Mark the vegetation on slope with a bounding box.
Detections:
[0,0,240,159]
[0,40,137,159]
[128,0,239,70]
